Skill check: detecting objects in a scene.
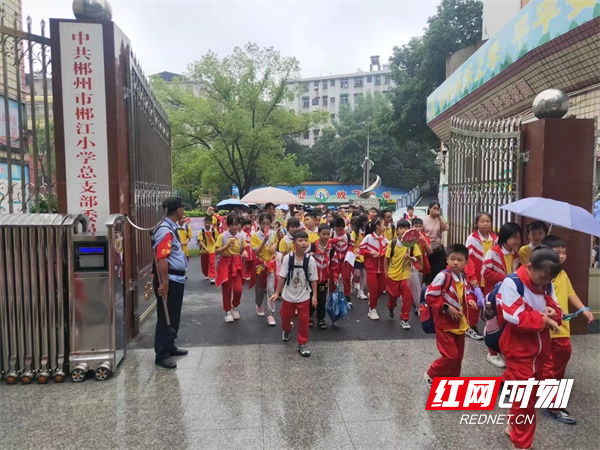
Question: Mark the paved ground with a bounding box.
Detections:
[1,257,599,450]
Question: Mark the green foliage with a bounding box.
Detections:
[388,0,483,145]
[152,43,326,198]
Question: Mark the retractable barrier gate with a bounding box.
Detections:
[0,213,127,384]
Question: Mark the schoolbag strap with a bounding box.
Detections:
[303,254,310,282]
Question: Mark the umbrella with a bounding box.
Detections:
[216,198,250,210]
[276,204,289,211]
[241,187,300,205]
[500,197,600,237]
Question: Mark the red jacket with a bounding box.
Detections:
[465,230,497,286]
[359,233,388,274]
[497,266,562,370]
[310,241,333,283]
[482,244,519,295]
[425,269,468,332]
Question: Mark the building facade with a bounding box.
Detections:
[285,56,395,147]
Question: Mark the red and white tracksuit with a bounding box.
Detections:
[216,253,244,312]
[464,230,497,327]
[359,233,388,309]
[329,232,354,297]
[497,266,562,450]
[425,270,468,378]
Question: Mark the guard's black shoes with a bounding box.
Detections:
[171,348,189,356]
[155,358,177,369]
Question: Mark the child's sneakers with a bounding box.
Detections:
[424,372,433,389]
[487,353,506,368]
[210,278,216,285]
[466,327,483,340]
[388,308,395,318]
[267,315,276,326]
[544,408,577,425]
[224,311,234,323]
[357,290,368,300]
[256,306,265,317]
[400,320,411,330]
[368,308,379,320]
[346,296,353,309]
[282,322,294,342]
[297,344,311,357]
[232,307,241,320]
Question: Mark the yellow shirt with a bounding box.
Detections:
[251,232,277,263]
[504,253,514,274]
[519,243,535,266]
[197,229,218,254]
[177,225,192,256]
[447,280,469,335]
[306,229,319,245]
[215,233,243,256]
[384,226,395,241]
[385,240,421,281]
[352,231,364,263]
[551,270,575,338]
[278,236,295,254]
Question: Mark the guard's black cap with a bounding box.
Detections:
[162,196,183,212]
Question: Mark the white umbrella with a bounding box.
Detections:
[241,187,300,205]
[500,197,600,237]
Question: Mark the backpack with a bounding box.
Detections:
[483,273,552,353]
[199,228,217,245]
[285,253,311,286]
[419,269,454,334]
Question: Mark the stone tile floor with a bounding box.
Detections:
[1,336,599,449]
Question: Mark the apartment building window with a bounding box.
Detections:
[374,76,381,86]
[303,82,309,92]
[302,96,309,108]
[341,78,349,88]
[340,94,349,104]
[330,96,335,104]
[312,97,320,106]
[322,96,328,106]
[330,79,335,87]
[367,75,372,83]
[314,81,319,89]
[384,76,391,85]
[313,129,320,139]
[354,77,363,88]
[322,80,328,90]
[303,130,310,140]
[330,113,336,120]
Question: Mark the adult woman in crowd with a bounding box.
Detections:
[422,201,449,284]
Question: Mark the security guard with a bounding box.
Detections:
[153,197,189,369]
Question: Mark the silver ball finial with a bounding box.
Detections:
[73,0,113,21]
[532,89,569,119]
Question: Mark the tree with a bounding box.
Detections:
[388,0,483,160]
[153,44,327,197]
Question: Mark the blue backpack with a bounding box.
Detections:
[483,273,552,353]
[420,270,454,334]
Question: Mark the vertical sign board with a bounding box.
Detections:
[59,23,110,232]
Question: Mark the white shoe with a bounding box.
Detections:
[210,278,216,285]
[400,320,411,330]
[256,306,265,317]
[267,315,276,326]
[487,353,506,368]
[353,282,360,293]
[466,327,483,340]
[232,307,241,320]
[357,290,368,300]
[368,308,379,320]
[225,311,234,323]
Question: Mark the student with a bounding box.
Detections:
[198,218,219,284]
[177,217,193,261]
[519,221,549,265]
[351,215,369,300]
[330,217,354,306]
[270,230,318,357]
[411,218,433,277]
[403,205,418,223]
[309,224,334,329]
[241,217,256,284]
[464,212,497,340]
[385,220,421,329]
[541,235,594,425]
[215,215,247,323]
[251,213,279,326]
[482,221,522,368]
[382,208,395,241]
[278,218,300,255]
[303,211,320,244]
[498,247,562,450]
[367,207,379,228]
[359,215,389,320]
[424,244,473,387]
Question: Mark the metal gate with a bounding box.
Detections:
[0,12,54,215]
[125,52,172,322]
[447,117,525,245]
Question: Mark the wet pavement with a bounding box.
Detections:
[1,257,599,449]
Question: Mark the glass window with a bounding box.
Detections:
[302,97,309,108]
[323,96,328,106]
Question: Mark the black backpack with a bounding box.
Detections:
[285,253,311,286]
